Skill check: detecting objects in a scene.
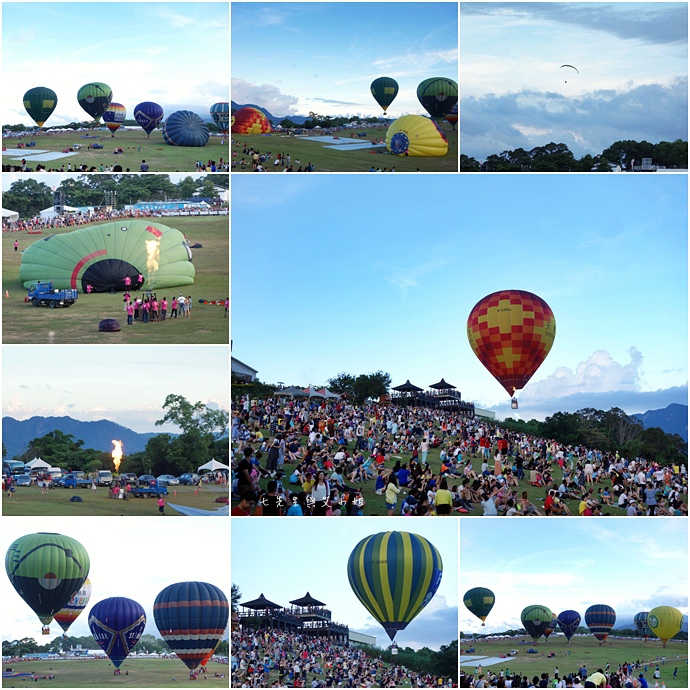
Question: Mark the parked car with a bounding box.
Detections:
[137,474,157,485]
[157,474,180,486]
[178,473,200,485]
[119,473,137,484]
[15,474,33,487]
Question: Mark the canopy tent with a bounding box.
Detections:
[316,387,340,399]
[197,458,230,472]
[274,385,305,398]
[302,386,326,398]
[39,204,79,220]
[2,208,19,223]
[24,457,51,469]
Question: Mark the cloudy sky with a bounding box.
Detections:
[232,2,458,119]
[460,2,688,160]
[2,517,229,643]
[2,2,228,127]
[231,173,687,421]
[232,519,458,651]
[3,346,229,433]
[460,519,688,635]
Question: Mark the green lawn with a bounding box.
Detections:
[2,658,229,687]
[3,130,228,173]
[460,635,688,687]
[3,217,229,344]
[231,125,458,172]
[2,484,228,516]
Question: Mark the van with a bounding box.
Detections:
[96,470,113,486]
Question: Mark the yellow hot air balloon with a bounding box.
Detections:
[385,115,448,157]
[648,606,683,647]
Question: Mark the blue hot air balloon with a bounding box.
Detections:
[162,110,209,147]
[88,597,146,667]
[133,101,164,138]
[210,102,229,135]
[634,612,652,641]
[557,610,581,642]
[153,582,229,670]
[585,604,616,644]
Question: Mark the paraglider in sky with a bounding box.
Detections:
[210,102,230,134]
[5,533,90,635]
[102,103,126,136]
[162,110,209,147]
[88,597,146,667]
[634,612,652,641]
[557,610,581,642]
[19,220,195,292]
[444,103,458,130]
[417,77,458,120]
[386,115,448,157]
[463,587,495,626]
[133,101,164,138]
[543,614,558,640]
[560,64,579,83]
[231,107,273,135]
[54,577,92,634]
[77,82,112,122]
[347,531,443,642]
[467,289,556,405]
[370,77,399,114]
[648,606,683,648]
[520,605,553,643]
[585,604,616,644]
[23,87,58,128]
[154,581,229,670]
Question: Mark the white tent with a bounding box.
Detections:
[197,458,230,472]
[39,205,79,220]
[24,457,51,469]
[2,208,19,223]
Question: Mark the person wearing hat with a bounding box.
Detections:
[627,498,641,516]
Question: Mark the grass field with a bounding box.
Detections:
[231,125,458,172]
[1,484,228,516]
[2,130,228,173]
[460,635,688,687]
[2,658,229,688]
[3,217,229,344]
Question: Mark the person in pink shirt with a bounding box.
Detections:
[160,297,167,321]
[170,297,178,319]
[142,299,150,323]
[126,301,134,325]
[151,299,159,321]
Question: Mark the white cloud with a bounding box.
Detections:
[231,78,299,116]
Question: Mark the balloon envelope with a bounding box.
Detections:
[133,101,164,136]
[648,606,683,647]
[585,604,616,642]
[102,103,126,134]
[370,77,399,114]
[153,581,229,670]
[444,103,458,128]
[463,587,495,625]
[557,610,581,641]
[88,597,146,667]
[23,87,58,128]
[210,102,230,134]
[634,612,652,639]
[386,115,448,157]
[162,110,209,147]
[347,531,443,642]
[54,577,92,633]
[520,605,553,643]
[5,533,90,628]
[77,82,112,122]
[231,107,272,135]
[544,615,558,639]
[467,289,556,397]
[416,77,458,119]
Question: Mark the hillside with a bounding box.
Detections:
[632,403,688,441]
[231,101,309,125]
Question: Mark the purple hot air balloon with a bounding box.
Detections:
[557,610,581,643]
[133,101,164,138]
[88,597,146,667]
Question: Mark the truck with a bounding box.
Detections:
[60,472,93,488]
[27,282,78,309]
[129,482,168,498]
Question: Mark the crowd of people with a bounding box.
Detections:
[2,207,159,234]
[230,398,687,517]
[232,147,316,172]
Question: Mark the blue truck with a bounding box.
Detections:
[129,482,168,498]
[59,472,92,488]
[27,282,78,308]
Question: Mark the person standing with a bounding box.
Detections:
[157,495,165,515]
[14,240,18,252]
[160,296,167,321]
[126,301,134,325]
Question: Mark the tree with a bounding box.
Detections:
[2,178,53,218]
[231,583,242,613]
[279,118,296,129]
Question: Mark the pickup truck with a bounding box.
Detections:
[129,482,168,498]
[27,281,78,308]
[60,472,92,488]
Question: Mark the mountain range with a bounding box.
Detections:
[232,101,309,125]
[632,403,688,441]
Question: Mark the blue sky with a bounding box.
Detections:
[460,3,688,159]
[2,3,228,127]
[460,519,688,635]
[232,2,458,118]
[231,519,458,651]
[231,174,687,421]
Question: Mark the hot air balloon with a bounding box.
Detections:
[23,87,58,128]
[210,102,230,134]
[585,604,616,644]
[231,107,273,135]
[634,612,652,641]
[560,64,579,83]
[19,220,195,292]
[347,531,443,642]
[133,101,164,137]
[557,610,581,642]
[520,605,553,643]
[371,77,399,114]
[467,289,556,404]
[544,614,558,640]
[386,115,448,157]
[444,103,458,130]
[463,587,495,626]
[102,103,126,136]
[88,597,146,667]
[417,77,458,120]
[77,82,112,122]
[5,533,90,634]
[154,581,229,670]
[161,110,209,147]
[54,577,92,634]
[648,606,683,648]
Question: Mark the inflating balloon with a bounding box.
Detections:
[5,533,90,634]
[347,531,443,642]
[23,87,58,128]
[520,605,553,643]
[210,102,230,134]
[133,101,164,137]
[444,103,458,130]
[634,612,652,641]
[54,577,92,634]
[544,614,558,640]
[648,606,683,647]
[77,82,112,122]
[88,597,146,667]
[557,610,581,642]
[585,604,616,643]
[370,77,399,114]
[386,115,448,157]
[162,110,209,147]
[102,103,126,135]
[231,107,272,135]
[467,289,556,400]
[154,581,229,670]
[463,587,495,626]
[417,77,458,120]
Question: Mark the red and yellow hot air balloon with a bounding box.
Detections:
[231,107,272,135]
[467,290,556,405]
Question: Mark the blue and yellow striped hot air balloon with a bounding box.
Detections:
[347,531,443,642]
[585,604,616,643]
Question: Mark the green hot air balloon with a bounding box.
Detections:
[19,220,195,293]
[5,533,90,635]
[648,606,683,648]
[463,587,495,626]
[416,77,458,120]
[521,604,553,644]
[23,87,58,128]
[347,531,443,642]
[370,77,399,114]
[77,82,113,122]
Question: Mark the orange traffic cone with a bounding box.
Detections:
[5,290,8,298]
[173,490,177,496]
